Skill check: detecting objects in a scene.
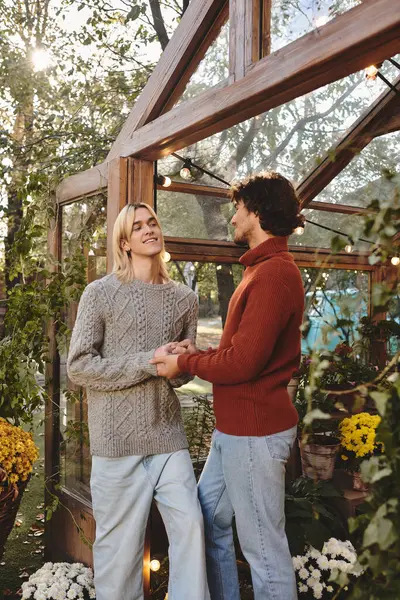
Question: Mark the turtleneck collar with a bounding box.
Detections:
[239,236,289,267]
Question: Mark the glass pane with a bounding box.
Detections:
[60,194,107,500]
[158,189,234,241]
[271,0,362,53]
[175,21,229,107]
[290,209,370,250]
[312,132,400,207]
[300,267,370,353]
[167,260,243,468]
[158,62,397,189]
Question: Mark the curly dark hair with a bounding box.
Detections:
[229,171,305,236]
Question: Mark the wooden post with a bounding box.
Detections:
[44,201,62,559]
[127,158,155,599]
[229,0,272,80]
[106,158,129,273]
[131,159,155,207]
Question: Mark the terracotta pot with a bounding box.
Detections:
[0,478,29,559]
[351,470,369,492]
[299,435,340,481]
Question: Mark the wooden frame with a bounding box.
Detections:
[229,0,272,80]
[299,75,400,208]
[121,0,400,159]
[107,0,228,162]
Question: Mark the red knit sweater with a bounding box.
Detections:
[178,236,304,436]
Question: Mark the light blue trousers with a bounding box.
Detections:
[91,449,210,600]
[198,427,298,600]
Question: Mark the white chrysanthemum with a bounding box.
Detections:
[306,576,319,589]
[326,585,334,592]
[21,586,36,599]
[299,583,308,593]
[311,568,321,580]
[313,582,323,599]
[33,591,46,600]
[317,555,330,570]
[89,588,96,599]
[298,567,309,580]
[309,548,320,559]
[293,556,306,570]
[67,589,77,599]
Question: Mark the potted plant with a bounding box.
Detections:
[337,412,383,490]
[21,562,96,599]
[295,355,341,481]
[0,417,39,558]
[292,537,362,599]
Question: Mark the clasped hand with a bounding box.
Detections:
[150,339,197,378]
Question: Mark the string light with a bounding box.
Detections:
[365,65,378,80]
[180,161,192,180]
[391,255,400,266]
[158,157,378,254]
[163,251,171,263]
[149,559,161,572]
[156,174,171,187]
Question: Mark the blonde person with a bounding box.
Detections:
[67,203,209,600]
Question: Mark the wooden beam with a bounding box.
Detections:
[306,201,375,215]
[121,0,400,160]
[131,160,155,207]
[157,181,229,198]
[56,162,108,204]
[370,103,400,137]
[106,158,129,272]
[229,0,247,79]
[165,236,373,268]
[107,0,228,163]
[298,74,400,208]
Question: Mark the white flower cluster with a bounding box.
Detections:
[293,538,361,599]
[21,562,96,600]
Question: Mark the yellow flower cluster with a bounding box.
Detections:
[339,412,381,458]
[0,418,39,486]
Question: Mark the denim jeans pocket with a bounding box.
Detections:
[265,427,297,461]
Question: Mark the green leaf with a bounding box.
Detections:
[125,6,141,22]
[370,391,389,416]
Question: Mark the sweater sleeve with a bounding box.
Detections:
[177,276,292,385]
[67,284,158,392]
[170,293,199,389]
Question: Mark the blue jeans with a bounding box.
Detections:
[91,450,210,600]
[198,427,298,600]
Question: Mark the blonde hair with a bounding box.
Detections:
[112,203,170,284]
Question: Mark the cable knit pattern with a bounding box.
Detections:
[67,273,198,457]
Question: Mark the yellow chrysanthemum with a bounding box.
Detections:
[339,412,381,459]
[0,418,39,486]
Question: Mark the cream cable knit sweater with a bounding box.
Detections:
[67,273,198,457]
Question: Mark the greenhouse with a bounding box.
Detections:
[0,0,400,599]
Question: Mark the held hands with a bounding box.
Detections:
[151,339,198,378]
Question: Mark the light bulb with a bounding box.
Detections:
[294,226,304,236]
[163,251,171,263]
[391,255,400,266]
[365,65,378,80]
[150,559,161,572]
[180,165,192,180]
[157,175,171,187]
[344,244,353,254]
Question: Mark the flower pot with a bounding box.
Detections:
[0,478,29,559]
[299,435,340,481]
